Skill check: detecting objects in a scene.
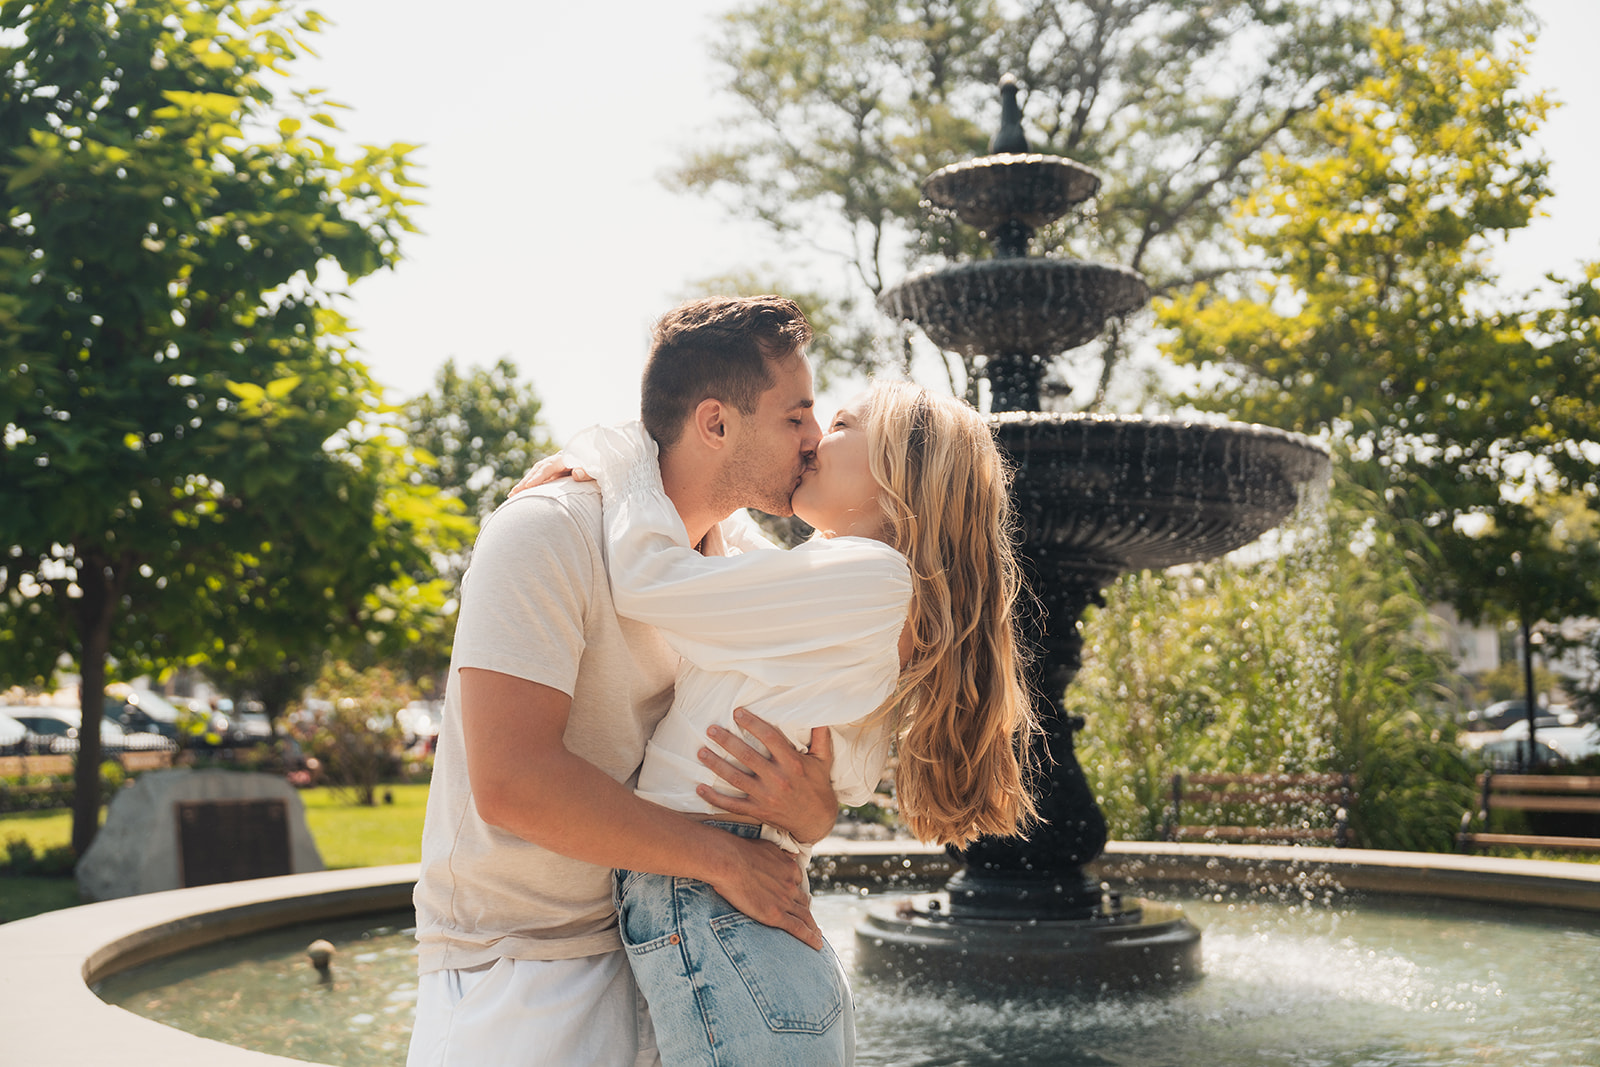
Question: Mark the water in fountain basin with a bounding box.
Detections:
[94,885,1600,1067]
[841,887,1600,1066]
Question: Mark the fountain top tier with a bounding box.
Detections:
[923,153,1101,238]
[919,74,1102,256]
[878,76,1148,396]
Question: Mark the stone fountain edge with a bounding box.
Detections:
[3,845,1599,1066]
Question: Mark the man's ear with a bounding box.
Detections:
[690,397,730,451]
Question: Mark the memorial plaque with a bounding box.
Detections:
[176,798,292,887]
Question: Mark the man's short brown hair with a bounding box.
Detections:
[640,296,814,448]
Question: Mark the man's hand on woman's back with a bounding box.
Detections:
[698,708,839,846]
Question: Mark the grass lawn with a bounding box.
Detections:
[299,782,429,868]
[0,783,430,923]
[0,806,75,857]
[0,875,80,923]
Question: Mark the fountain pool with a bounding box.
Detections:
[87,863,1600,1067]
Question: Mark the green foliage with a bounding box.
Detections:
[0,774,73,813]
[1157,27,1600,695]
[1468,661,1557,707]
[1321,481,1477,850]
[0,0,459,850]
[1075,476,1474,850]
[1073,497,1340,840]
[402,358,556,521]
[1551,623,1600,723]
[295,661,411,807]
[676,0,1523,399]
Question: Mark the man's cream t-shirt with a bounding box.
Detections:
[413,480,682,972]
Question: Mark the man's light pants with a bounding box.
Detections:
[407,952,659,1067]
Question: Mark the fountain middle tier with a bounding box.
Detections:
[878,258,1149,362]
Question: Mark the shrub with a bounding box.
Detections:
[2,836,77,876]
[1071,479,1474,851]
[295,662,412,806]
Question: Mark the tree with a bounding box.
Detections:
[191,425,472,729]
[402,358,555,520]
[0,0,427,854]
[1157,29,1600,752]
[675,0,1524,403]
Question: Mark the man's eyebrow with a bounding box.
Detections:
[791,398,815,411]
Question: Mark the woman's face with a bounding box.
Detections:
[792,393,885,539]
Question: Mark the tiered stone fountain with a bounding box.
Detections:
[856,76,1329,990]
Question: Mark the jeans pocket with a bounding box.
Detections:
[708,912,844,1034]
[617,871,677,955]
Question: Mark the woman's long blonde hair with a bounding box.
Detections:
[863,381,1040,847]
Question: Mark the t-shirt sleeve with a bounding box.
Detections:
[561,421,911,676]
[450,492,595,697]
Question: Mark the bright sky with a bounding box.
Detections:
[304,0,1600,443]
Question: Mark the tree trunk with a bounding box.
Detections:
[71,552,119,857]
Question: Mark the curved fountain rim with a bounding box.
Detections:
[882,255,1150,290]
[4,845,1600,1065]
[924,151,1104,186]
[988,409,1331,455]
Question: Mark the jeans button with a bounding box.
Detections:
[669,934,681,944]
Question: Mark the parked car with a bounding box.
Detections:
[105,687,184,741]
[1499,720,1600,764]
[1465,700,1577,731]
[228,710,274,745]
[0,711,27,755]
[398,700,442,749]
[6,705,175,755]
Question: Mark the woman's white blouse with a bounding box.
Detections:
[561,422,910,822]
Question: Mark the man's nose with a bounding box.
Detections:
[800,411,822,453]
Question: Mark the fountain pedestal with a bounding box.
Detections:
[855,76,1327,991]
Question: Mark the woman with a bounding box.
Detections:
[560,381,1038,1066]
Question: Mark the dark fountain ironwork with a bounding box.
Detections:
[855,76,1330,991]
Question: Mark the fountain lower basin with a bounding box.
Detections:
[5,845,1600,1065]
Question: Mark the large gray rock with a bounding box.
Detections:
[77,769,324,901]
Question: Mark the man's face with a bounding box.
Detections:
[718,352,821,516]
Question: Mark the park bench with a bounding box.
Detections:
[1161,772,1355,847]
[1457,773,1600,854]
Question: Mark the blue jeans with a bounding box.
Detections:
[615,821,855,1066]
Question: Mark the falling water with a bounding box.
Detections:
[1072,488,1341,840]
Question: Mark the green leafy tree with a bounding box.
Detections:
[676,0,1523,403]
[193,426,473,729]
[0,0,425,854]
[1158,29,1600,739]
[402,358,555,520]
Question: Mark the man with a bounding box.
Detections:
[409,296,839,1067]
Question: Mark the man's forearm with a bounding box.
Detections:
[459,668,822,947]
[476,742,744,882]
